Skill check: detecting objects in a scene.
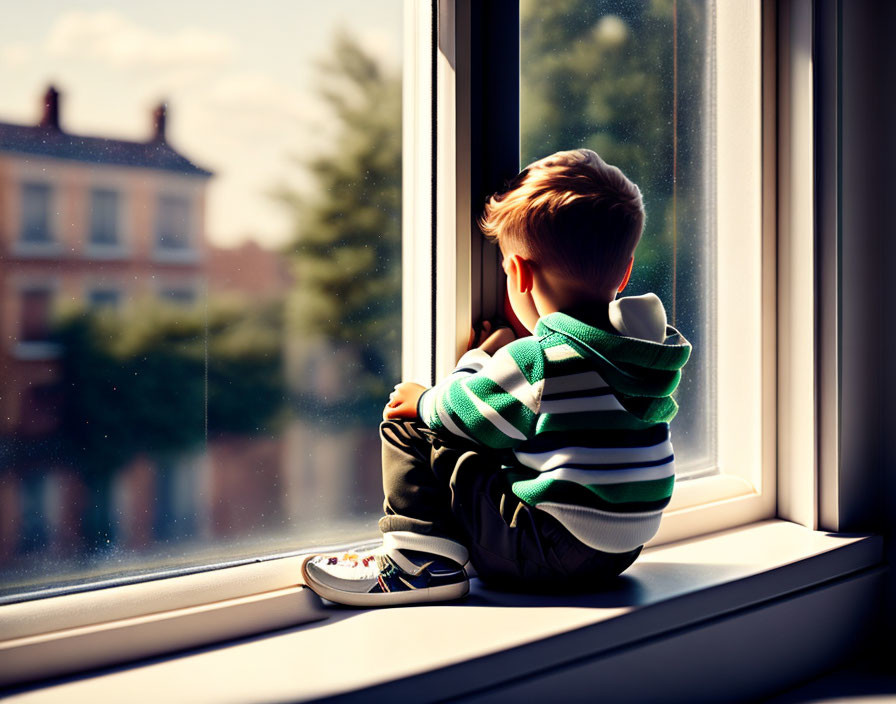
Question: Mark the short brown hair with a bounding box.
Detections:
[479,149,645,289]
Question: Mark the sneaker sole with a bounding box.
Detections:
[300,557,470,608]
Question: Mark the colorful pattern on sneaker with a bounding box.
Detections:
[301,547,470,607]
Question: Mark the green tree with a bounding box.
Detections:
[47,297,284,546]
[52,298,285,479]
[279,31,402,422]
[521,0,708,308]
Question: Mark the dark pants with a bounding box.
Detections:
[378,419,642,591]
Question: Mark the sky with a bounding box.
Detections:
[0,1,403,249]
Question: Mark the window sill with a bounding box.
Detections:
[2,520,884,703]
[82,246,132,261]
[151,248,200,264]
[10,242,64,259]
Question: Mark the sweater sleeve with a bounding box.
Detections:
[417,337,544,448]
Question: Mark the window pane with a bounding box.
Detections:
[156,194,191,250]
[19,289,53,342]
[521,0,716,477]
[21,182,53,243]
[0,2,402,601]
[87,288,121,308]
[89,188,120,246]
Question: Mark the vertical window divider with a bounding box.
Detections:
[425,0,519,382]
[433,0,472,381]
[776,0,818,530]
[815,0,841,531]
[402,0,437,386]
[762,0,780,528]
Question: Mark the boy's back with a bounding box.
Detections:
[419,296,690,555]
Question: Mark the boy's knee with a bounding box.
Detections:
[380,417,411,435]
[380,418,432,451]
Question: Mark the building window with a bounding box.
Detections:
[88,188,120,247]
[87,288,121,308]
[159,287,196,305]
[21,182,53,244]
[19,288,53,343]
[156,194,191,250]
[14,286,62,360]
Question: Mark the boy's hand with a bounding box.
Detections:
[384,382,426,420]
[477,322,516,356]
[467,320,516,355]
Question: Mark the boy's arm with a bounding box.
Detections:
[416,334,544,449]
[382,324,516,422]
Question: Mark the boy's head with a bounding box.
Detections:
[479,149,645,297]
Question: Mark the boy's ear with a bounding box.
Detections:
[507,254,534,294]
[618,257,634,293]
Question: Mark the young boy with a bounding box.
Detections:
[301,149,691,606]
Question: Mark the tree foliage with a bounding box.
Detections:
[279,32,402,422]
[521,0,708,306]
[52,300,285,479]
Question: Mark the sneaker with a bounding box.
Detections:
[301,547,470,607]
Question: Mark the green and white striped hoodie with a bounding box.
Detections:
[417,293,691,554]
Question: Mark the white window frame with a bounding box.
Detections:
[651,0,778,544]
[401,0,437,388]
[0,0,880,693]
[428,1,779,547]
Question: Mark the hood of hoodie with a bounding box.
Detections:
[535,293,691,424]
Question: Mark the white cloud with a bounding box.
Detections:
[45,10,235,68]
[207,73,306,117]
[0,42,32,67]
[199,72,331,142]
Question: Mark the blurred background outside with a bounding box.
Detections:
[0,0,714,600]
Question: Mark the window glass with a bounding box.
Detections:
[159,286,197,305]
[87,288,121,308]
[19,289,54,342]
[89,188,120,247]
[156,194,191,250]
[21,182,53,243]
[521,0,716,477]
[0,1,402,601]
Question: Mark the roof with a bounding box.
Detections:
[0,121,213,178]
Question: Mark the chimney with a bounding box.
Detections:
[151,102,167,142]
[39,85,61,131]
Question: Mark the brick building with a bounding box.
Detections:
[0,86,213,437]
